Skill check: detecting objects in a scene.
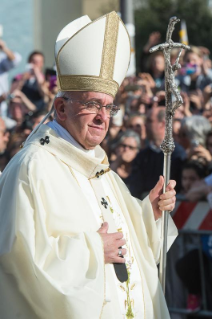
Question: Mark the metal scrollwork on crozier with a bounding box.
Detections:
[149,16,190,155]
[149,16,190,292]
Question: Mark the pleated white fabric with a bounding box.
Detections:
[0,125,177,319]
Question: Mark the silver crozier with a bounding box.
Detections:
[149,17,189,293]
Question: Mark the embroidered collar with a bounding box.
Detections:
[24,124,110,179]
[47,120,95,157]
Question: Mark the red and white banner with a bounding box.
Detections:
[172,201,212,230]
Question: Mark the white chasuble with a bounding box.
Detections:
[0,125,178,319]
[74,168,145,318]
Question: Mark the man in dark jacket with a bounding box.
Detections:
[129,107,186,198]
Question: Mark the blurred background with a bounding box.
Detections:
[1,0,212,318]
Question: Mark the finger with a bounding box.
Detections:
[160,189,176,200]
[114,257,126,264]
[110,248,126,263]
[106,252,126,264]
[116,239,126,247]
[111,231,124,240]
[158,196,176,208]
[165,180,176,192]
[98,222,108,234]
[117,248,127,256]
[158,198,176,211]
[159,202,175,212]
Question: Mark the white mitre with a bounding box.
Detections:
[55,11,131,98]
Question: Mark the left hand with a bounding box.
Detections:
[149,176,176,220]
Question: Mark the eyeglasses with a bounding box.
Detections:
[120,143,138,150]
[129,124,142,129]
[62,97,120,116]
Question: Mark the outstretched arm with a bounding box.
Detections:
[0,39,15,61]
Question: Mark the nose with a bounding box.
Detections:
[95,107,110,121]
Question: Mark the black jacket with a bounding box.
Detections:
[129,143,186,199]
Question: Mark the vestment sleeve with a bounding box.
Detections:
[109,171,178,264]
[0,159,105,319]
[141,195,178,263]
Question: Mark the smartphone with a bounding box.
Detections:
[180,64,197,75]
[25,63,33,72]
[191,139,199,147]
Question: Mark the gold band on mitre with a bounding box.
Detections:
[58,75,119,98]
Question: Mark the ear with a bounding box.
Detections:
[161,120,166,128]
[54,97,67,121]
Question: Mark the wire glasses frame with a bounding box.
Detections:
[62,96,120,116]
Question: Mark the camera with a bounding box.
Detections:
[191,139,199,147]
[6,93,15,101]
[25,63,33,72]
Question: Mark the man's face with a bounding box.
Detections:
[181,168,200,193]
[178,127,190,149]
[185,52,202,67]
[0,118,9,154]
[30,54,44,71]
[145,109,164,142]
[152,55,165,72]
[127,116,145,137]
[117,137,139,162]
[55,92,112,149]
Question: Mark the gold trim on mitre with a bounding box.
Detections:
[100,11,119,80]
[59,75,119,97]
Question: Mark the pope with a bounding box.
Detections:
[0,12,177,319]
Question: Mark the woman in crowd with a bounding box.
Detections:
[126,113,147,149]
[110,130,141,187]
[178,115,212,167]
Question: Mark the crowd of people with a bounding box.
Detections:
[1,31,212,314]
[1,37,212,197]
[1,34,212,200]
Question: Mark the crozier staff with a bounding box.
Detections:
[150,16,189,291]
[0,12,177,319]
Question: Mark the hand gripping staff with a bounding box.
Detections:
[149,17,189,293]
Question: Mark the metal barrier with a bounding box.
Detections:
[167,201,212,318]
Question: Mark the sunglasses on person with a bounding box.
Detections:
[120,143,138,150]
[128,124,142,129]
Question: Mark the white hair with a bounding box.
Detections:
[181,115,212,146]
[56,91,67,98]
[113,129,141,150]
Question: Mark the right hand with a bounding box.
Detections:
[98,222,127,264]
[185,180,212,202]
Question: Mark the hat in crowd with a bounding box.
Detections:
[55,11,131,98]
